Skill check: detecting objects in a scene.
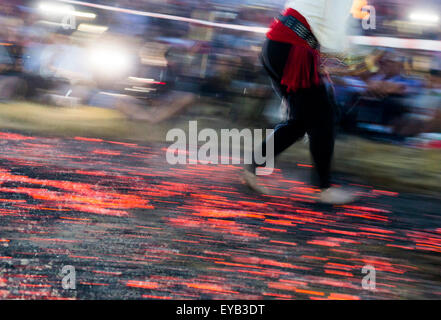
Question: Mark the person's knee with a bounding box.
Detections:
[308,128,335,155]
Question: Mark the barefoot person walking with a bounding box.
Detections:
[244,0,356,204]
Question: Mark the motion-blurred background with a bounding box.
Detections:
[0,0,440,192]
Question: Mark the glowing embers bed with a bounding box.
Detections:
[0,132,440,300]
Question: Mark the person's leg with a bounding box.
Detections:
[247,86,307,174]
[303,85,356,204]
[246,40,302,172]
[248,117,306,171]
[243,102,306,194]
[303,85,335,189]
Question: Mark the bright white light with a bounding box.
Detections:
[89,45,132,76]
[409,12,440,24]
[128,77,155,83]
[39,2,74,15]
[73,11,96,19]
[38,2,96,19]
[77,23,108,33]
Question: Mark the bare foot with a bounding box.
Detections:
[241,170,274,196]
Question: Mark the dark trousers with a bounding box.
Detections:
[256,39,336,189]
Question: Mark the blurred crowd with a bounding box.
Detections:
[0,0,440,144]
